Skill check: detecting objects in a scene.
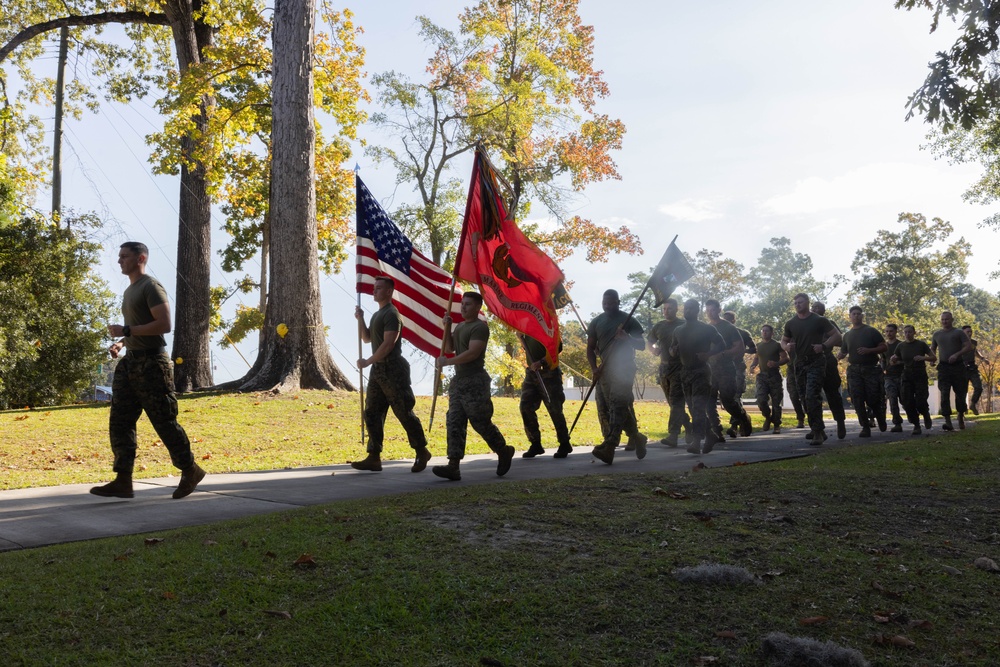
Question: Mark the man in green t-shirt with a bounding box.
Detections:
[931,311,973,430]
[782,294,842,446]
[881,323,905,432]
[90,242,205,500]
[671,299,727,454]
[810,301,848,440]
[837,306,888,437]
[707,300,752,440]
[647,298,691,447]
[891,324,936,434]
[750,324,787,434]
[518,332,572,459]
[433,292,514,481]
[351,276,432,473]
[587,289,647,464]
[961,325,985,415]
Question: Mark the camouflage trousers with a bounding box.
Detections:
[365,356,427,454]
[446,370,507,460]
[681,365,713,441]
[794,355,827,434]
[884,375,903,426]
[822,352,846,423]
[755,371,783,425]
[711,367,747,432]
[520,367,571,449]
[901,372,930,425]
[595,368,639,448]
[658,365,690,437]
[109,351,194,474]
[786,370,805,423]
[966,365,983,411]
[936,363,968,417]
[846,364,885,427]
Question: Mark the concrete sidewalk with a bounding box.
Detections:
[0,421,928,552]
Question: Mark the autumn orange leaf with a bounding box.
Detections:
[715,630,737,639]
[144,538,164,546]
[293,553,317,567]
[798,616,830,626]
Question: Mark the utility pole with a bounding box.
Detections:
[52,26,69,223]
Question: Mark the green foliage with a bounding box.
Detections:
[0,169,115,407]
[679,248,745,306]
[739,237,832,336]
[846,212,971,328]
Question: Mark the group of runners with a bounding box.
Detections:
[88,246,986,497]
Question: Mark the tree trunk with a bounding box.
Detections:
[165,0,214,391]
[233,0,352,393]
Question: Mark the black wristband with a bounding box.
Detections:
[122,325,131,337]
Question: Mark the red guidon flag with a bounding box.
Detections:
[454,148,564,363]
[356,176,463,357]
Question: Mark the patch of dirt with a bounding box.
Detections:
[417,509,589,555]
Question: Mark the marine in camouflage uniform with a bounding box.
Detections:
[962,325,984,415]
[782,293,842,446]
[91,241,205,500]
[784,348,806,428]
[671,299,727,455]
[750,325,786,433]
[351,276,431,473]
[723,311,757,436]
[433,292,514,481]
[931,311,973,430]
[881,324,905,432]
[519,333,572,459]
[893,325,935,434]
[587,289,647,465]
[647,298,691,447]
[810,301,848,439]
[706,300,752,439]
[838,306,887,437]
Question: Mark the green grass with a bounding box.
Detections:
[2,396,999,665]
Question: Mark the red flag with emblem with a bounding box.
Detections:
[454,148,564,364]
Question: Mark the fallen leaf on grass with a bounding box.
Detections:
[14,415,29,421]
[692,462,706,472]
[873,614,891,624]
[872,581,903,599]
[201,453,212,460]
[202,540,218,546]
[731,461,749,466]
[263,610,292,619]
[873,634,915,648]
[694,657,719,665]
[715,630,737,639]
[798,616,830,626]
[144,538,164,546]
[162,591,176,600]
[908,619,933,630]
[114,549,134,561]
[293,553,317,567]
[974,557,1000,573]
[653,487,667,496]
[264,551,277,559]
[479,658,504,667]
[941,565,963,576]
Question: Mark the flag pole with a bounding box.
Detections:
[428,145,482,432]
[354,169,366,448]
[517,333,552,405]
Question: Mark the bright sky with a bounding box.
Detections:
[15,0,999,393]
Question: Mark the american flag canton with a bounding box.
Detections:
[357,182,413,275]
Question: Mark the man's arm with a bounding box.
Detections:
[355,306,371,344]
[358,328,398,369]
[440,339,486,367]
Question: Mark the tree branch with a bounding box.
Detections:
[0,12,170,63]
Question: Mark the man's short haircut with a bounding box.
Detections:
[462,291,484,307]
[793,292,809,301]
[761,324,773,333]
[120,241,149,257]
[684,298,700,310]
[962,325,972,331]
[603,289,619,300]
[886,323,898,331]
[374,275,395,289]
[942,310,953,317]
[665,297,678,307]
[705,298,721,308]
[722,310,736,323]
[903,324,916,333]
[849,305,862,314]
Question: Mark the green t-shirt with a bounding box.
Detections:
[755,339,783,374]
[710,319,741,373]
[453,318,489,377]
[882,340,903,377]
[782,313,833,362]
[369,303,403,362]
[671,319,725,371]
[932,327,969,365]
[897,339,931,379]
[122,275,168,351]
[523,335,560,371]
[587,310,644,373]
[842,324,885,366]
[648,318,684,372]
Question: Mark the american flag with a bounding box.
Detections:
[355,176,463,357]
